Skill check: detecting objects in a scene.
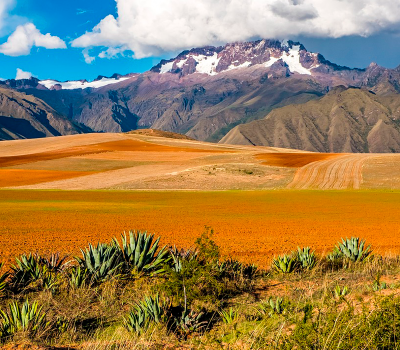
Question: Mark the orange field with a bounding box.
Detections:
[256,152,340,167]
[0,169,95,187]
[0,189,400,268]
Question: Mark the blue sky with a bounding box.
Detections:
[1,0,400,81]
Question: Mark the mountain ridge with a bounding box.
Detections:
[220,87,400,153]
[3,38,400,147]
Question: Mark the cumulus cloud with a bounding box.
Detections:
[71,0,400,60]
[15,68,32,80]
[0,23,66,56]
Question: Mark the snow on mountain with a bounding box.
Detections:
[155,40,321,76]
[39,76,132,90]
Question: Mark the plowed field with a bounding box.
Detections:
[0,190,399,268]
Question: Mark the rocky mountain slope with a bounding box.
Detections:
[4,39,400,147]
[220,87,400,153]
[1,40,367,140]
[0,86,88,141]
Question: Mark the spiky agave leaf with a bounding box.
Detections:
[272,254,297,273]
[296,247,317,270]
[338,237,372,262]
[69,266,88,288]
[169,246,198,273]
[0,263,9,298]
[9,254,42,292]
[123,306,148,334]
[75,242,123,283]
[36,252,70,273]
[114,231,169,274]
[0,299,47,338]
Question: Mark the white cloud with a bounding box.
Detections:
[72,0,400,59]
[0,0,14,33]
[0,23,66,56]
[16,68,32,80]
[83,48,95,64]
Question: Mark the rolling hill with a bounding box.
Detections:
[221,87,400,153]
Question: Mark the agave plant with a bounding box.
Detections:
[258,297,284,316]
[69,266,88,288]
[0,263,9,298]
[272,254,297,273]
[9,254,43,292]
[173,307,207,338]
[327,246,343,263]
[123,306,148,335]
[296,247,317,270]
[137,294,166,323]
[114,231,169,275]
[123,294,166,334]
[75,243,123,283]
[0,299,47,338]
[336,237,372,262]
[36,252,70,273]
[219,307,239,324]
[169,246,198,273]
[333,285,349,299]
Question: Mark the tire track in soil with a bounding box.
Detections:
[287,154,371,190]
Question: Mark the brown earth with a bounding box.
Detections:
[255,153,340,167]
[2,133,400,190]
[0,190,400,268]
[0,169,95,187]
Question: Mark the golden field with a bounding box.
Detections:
[0,189,400,268]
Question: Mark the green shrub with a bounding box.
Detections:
[195,227,220,263]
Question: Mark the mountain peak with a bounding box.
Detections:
[151,39,321,77]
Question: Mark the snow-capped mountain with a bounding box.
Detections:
[39,74,134,90]
[152,40,322,76]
